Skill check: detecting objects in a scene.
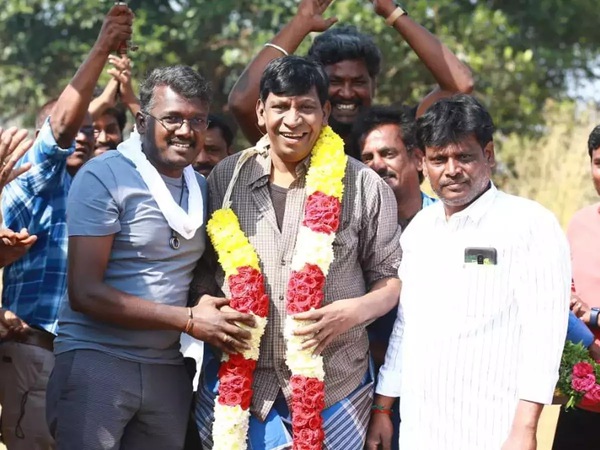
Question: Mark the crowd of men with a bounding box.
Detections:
[0,0,598,449]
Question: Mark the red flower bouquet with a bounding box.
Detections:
[556,341,600,410]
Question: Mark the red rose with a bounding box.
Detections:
[228,266,269,317]
[573,362,595,378]
[572,373,597,393]
[286,266,326,314]
[303,192,341,235]
[580,384,600,408]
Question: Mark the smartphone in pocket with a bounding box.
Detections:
[464,247,497,265]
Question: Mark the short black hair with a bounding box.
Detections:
[140,65,212,113]
[259,56,329,106]
[416,94,495,150]
[350,105,423,182]
[308,25,382,79]
[208,113,235,148]
[588,125,600,159]
[36,99,57,129]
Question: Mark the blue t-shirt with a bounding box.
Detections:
[54,151,207,364]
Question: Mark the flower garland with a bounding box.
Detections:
[207,126,347,450]
[207,209,270,450]
[284,127,346,450]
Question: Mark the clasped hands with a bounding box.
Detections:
[192,295,357,356]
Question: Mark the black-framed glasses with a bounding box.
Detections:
[144,112,210,133]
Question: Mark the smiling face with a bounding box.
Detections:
[424,135,495,215]
[361,124,423,201]
[136,85,209,177]
[257,86,330,164]
[324,59,374,132]
[93,112,123,157]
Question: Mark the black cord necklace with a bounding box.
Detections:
[169,177,186,250]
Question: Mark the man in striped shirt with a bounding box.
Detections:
[372,94,570,450]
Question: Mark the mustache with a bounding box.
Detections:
[168,139,195,146]
[192,162,214,172]
[95,139,118,149]
[376,169,395,179]
[440,178,468,187]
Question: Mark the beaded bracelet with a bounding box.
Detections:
[371,404,393,415]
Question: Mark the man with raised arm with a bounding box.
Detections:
[228,0,473,149]
[0,5,133,449]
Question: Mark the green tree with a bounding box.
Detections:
[1,0,599,136]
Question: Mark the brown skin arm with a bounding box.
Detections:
[228,0,337,145]
[51,4,133,148]
[501,400,541,450]
[68,235,257,353]
[369,0,474,116]
[365,394,396,450]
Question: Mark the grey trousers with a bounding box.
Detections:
[46,350,192,450]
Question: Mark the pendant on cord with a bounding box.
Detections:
[169,231,181,250]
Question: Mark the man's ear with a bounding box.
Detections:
[135,112,147,134]
[483,141,496,168]
[322,100,331,126]
[256,100,266,128]
[412,147,424,171]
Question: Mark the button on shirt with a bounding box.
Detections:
[1,119,74,334]
[377,185,570,450]
[206,147,402,420]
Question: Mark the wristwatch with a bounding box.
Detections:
[591,307,600,328]
[385,3,409,26]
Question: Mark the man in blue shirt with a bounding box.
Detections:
[350,105,437,450]
[0,5,133,449]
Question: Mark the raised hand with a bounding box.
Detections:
[0,127,33,194]
[368,0,399,19]
[296,0,338,33]
[107,55,137,105]
[94,3,134,54]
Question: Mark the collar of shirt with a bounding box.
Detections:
[247,138,311,188]
[433,182,498,226]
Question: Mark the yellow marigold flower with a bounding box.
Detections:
[306,126,347,199]
[207,208,260,277]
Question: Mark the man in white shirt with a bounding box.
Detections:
[368,94,570,450]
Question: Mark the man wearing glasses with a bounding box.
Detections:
[46,64,255,449]
[0,5,133,449]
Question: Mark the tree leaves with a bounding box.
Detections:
[1,0,598,136]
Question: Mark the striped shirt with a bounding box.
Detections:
[203,143,402,420]
[1,118,74,334]
[377,184,570,449]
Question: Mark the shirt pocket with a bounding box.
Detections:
[458,263,513,320]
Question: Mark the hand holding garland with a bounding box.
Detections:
[294,277,401,355]
[190,295,256,355]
